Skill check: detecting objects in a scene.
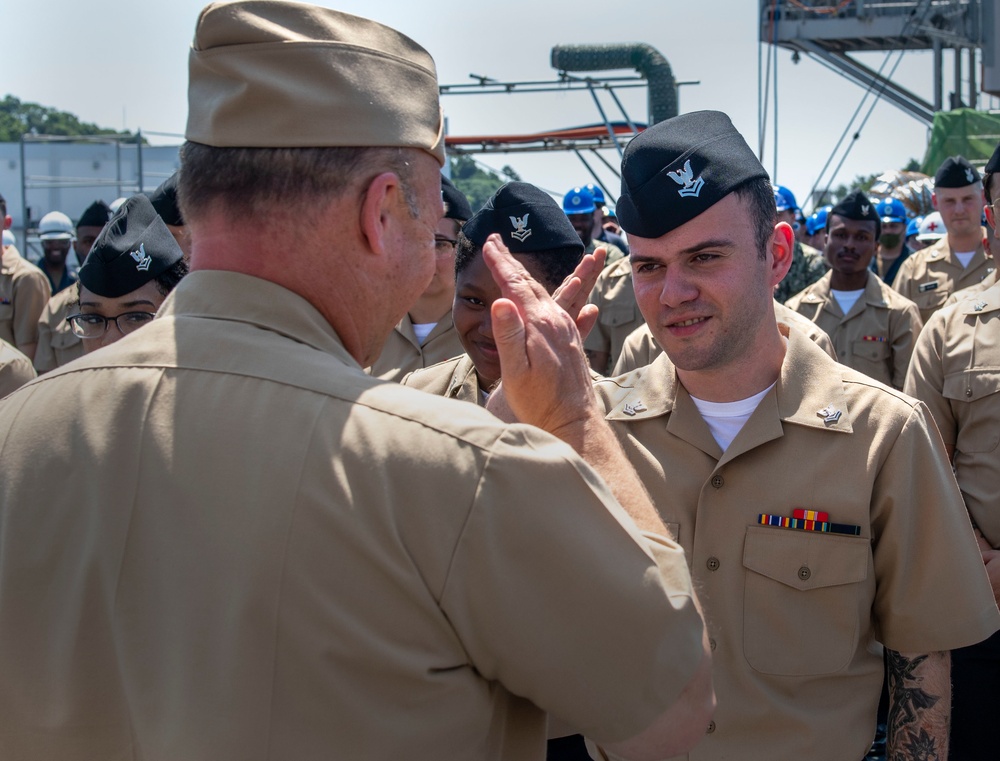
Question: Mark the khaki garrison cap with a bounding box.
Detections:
[186,0,445,165]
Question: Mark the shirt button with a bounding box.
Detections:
[966,388,973,397]
[709,638,717,651]
[706,721,716,734]
[798,566,811,581]
[711,474,724,488]
[706,557,720,571]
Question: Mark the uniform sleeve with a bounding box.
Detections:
[891,257,916,301]
[903,311,954,449]
[32,313,58,374]
[439,426,705,743]
[0,349,36,397]
[12,269,51,348]
[870,401,999,652]
[889,300,923,391]
[583,281,611,356]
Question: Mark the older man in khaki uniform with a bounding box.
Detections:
[571,110,998,760]
[0,3,714,760]
[894,156,995,321]
[0,193,51,361]
[785,191,923,390]
[904,141,1000,761]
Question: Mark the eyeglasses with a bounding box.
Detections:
[434,236,458,256]
[66,311,157,338]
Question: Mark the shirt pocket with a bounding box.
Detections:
[912,287,950,313]
[50,327,82,364]
[943,370,1000,453]
[850,338,891,380]
[743,526,869,675]
[599,303,639,330]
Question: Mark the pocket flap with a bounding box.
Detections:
[942,370,1000,403]
[851,339,890,361]
[743,525,869,591]
[599,304,638,328]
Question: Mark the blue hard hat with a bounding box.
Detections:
[563,186,596,215]
[806,206,830,236]
[773,185,798,212]
[584,184,606,205]
[876,197,907,224]
[906,216,922,237]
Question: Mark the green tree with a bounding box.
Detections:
[0,95,139,143]
[449,155,506,211]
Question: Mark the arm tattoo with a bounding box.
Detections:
[886,650,944,761]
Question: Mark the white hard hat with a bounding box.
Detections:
[917,211,946,242]
[38,211,75,241]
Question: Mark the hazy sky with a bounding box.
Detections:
[6,0,995,212]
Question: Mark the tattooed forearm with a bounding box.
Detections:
[886,649,950,761]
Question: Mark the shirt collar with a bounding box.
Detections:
[159,270,360,369]
[600,326,854,435]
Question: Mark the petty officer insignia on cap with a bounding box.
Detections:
[130,244,152,272]
[667,159,705,199]
[510,215,532,242]
[617,110,770,239]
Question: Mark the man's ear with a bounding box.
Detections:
[769,221,795,287]
[931,192,938,211]
[3,215,10,231]
[358,172,406,256]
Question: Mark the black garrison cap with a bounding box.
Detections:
[829,190,881,239]
[76,200,112,230]
[617,110,770,238]
[148,172,184,227]
[461,181,584,256]
[934,156,981,189]
[441,175,473,222]
[78,195,184,298]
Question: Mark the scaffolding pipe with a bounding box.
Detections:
[551,43,678,125]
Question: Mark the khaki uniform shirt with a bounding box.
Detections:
[593,329,999,761]
[905,283,1000,547]
[0,271,706,761]
[0,338,35,398]
[367,311,464,381]
[33,282,83,373]
[0,245,51,350]
[785,271,923,389]
[584,256,642,374]
[613,301,836,374]
[892,236,995,322]
[401,353,485,406]
[944,268,998,307]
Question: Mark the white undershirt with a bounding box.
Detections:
[690,383,775,452]
[412,322,436,345]
[955,250,977,268]
[831,288,865,316]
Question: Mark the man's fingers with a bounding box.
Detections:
[490,298,529,378]
[483,234,549,305]
[576,304,600,341]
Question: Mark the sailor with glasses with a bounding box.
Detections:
[68,194,188,354]
[367,175,472,380]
